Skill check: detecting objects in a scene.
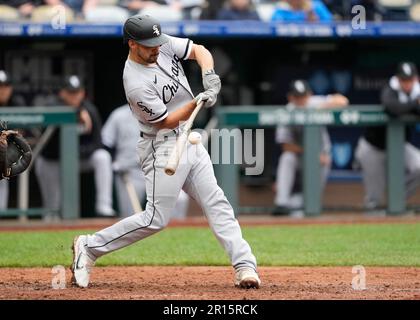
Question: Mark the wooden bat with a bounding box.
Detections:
[165,99,204,176]
[120,171,143,213]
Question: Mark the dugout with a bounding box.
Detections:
[1,21,420,217]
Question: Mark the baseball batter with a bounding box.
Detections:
[71,14,260,289]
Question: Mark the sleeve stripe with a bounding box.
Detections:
[148,109,168,123]
[181,39,192,60]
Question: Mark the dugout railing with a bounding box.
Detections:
[0,107,79,220]
[215,105,420,216]
[1,105,418,219]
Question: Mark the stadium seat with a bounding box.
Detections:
[140,5,183,22]
[0,5,19,21]
[31,5,75,23]
[85,6,130,23]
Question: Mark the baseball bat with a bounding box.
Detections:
[165,99,204,176]
[120,171,143,213]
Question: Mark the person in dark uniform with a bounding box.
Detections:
[355,62,420,211]
[34,75,115,218]
[0,70,26,210]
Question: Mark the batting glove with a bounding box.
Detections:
[202,69,221,95]
[195,89,218,108]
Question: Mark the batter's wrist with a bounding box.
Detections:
[202,69,215,76]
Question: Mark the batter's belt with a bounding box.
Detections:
[140,127,181,139]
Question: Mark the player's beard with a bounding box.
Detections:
[138,50,159,64]
[148,53,159,63]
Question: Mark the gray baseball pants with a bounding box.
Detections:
[115,168,190,219]
[275,151,330,207]
[0,179,8,210]
[86,134,258,271]
[355,137,420,208]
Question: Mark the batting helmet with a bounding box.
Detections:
[123,14,169,47]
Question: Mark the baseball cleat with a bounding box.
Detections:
[234,267,261,289]
[71,235,95,288]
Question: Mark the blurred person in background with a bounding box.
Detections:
[271,0,333,22]
[273,79,348,217]
[0,70,26,211]
[101,104,190,219]
[119,0,181,15]
[0,0,42,18]
[216,0,261,20]
[199,0,224,19]
[35,75,115,218]
[320,0,345,19]
[355,62,420,212]
[42,0,98,16]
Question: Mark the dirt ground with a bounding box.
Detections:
[1,182,419,300]
[0,266,419,300]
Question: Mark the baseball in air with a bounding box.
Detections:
[188,131,202,144]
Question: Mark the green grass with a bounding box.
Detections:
[0,223,420,267]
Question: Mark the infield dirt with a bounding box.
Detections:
[0,266,419,300]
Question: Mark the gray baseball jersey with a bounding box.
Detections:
[123,35,194,136]
[85,35,258,273]
[102,104,140,171]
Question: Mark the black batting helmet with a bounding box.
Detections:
[123,14,169,47]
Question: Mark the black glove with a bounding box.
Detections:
[0,121,32,180]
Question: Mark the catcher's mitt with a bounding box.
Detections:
[0,121,32,180]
